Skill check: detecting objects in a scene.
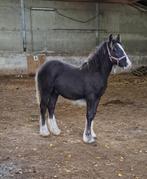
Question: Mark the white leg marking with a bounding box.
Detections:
[83,120,95,143]
[91,121,97,138]
[40,117,50,136]
[117,43,132,69]
[48,115,61,135]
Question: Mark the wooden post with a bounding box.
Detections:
[27,54,46,75]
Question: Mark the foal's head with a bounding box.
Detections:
[107,34,132,69]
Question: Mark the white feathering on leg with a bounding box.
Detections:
[39,117,50,136]
[83,120,95,143]
[48,115,61,135]
[91,121,96,138]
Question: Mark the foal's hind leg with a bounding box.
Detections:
[47,92,61,135]
[39,96,50,136]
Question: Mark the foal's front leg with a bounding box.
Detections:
[83,96,99,143]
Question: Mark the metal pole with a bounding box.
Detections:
[96,3,99,46]
[30,8,34,52]
[20,0,26,52]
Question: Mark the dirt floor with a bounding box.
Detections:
[0,74,147,179]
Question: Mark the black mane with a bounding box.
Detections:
[81,41,107,72]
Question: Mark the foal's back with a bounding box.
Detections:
[39,60,79,76]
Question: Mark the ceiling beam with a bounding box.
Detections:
[43,0,138,3]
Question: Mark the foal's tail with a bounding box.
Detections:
[35,70,40,105]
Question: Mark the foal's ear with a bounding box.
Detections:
[108,34,113,42]
[108,34,113,49]
[116,34,121,43]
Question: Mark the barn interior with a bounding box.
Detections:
[0,0,146,74]
[0,1,147,179]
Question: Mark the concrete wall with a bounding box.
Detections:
[99,3,147,55]
[0,0,147,74]
[0,0,23,52]
[25,1,97,54]
[98,3,147,68]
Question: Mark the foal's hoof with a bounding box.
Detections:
[83,134,96,144]
[40,125,50,137]
[40,131,50,137]
[51,128,61,136]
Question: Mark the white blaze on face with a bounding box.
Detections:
[117,43,132,69]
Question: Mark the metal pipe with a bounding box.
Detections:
[31,7,56,11]
[96,3,99,45]
[20,0,26,52]
[30,8,33,52]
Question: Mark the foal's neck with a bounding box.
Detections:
[100,57,113,82]
[98,43,113,81]
[81,42,113,81]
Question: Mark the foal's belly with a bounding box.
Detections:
[55,85,84,100]
[54,76,85,100]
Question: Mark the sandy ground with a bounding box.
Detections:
[0,74,147,179]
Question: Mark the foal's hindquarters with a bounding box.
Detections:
[35,70,61,137]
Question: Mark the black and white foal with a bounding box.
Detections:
[35,34,132,143]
